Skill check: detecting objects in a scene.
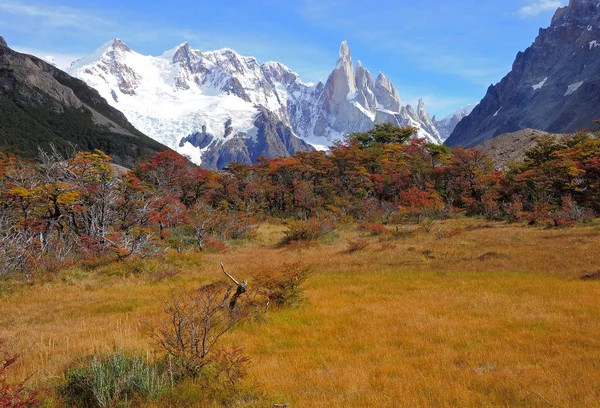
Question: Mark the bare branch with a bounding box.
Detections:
[220,262,240,286]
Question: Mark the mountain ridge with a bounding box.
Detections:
[67,40,458,168]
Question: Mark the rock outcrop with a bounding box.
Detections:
[477,129,565,170]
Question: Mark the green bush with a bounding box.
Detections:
[61,350,168,408]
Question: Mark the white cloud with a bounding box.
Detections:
[0,1,112,31]
[517,0,564,18]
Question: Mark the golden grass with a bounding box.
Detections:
[2,220,600,407]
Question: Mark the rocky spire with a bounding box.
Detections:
[553,0,599,24]
[374,73,401,112]
[0,36,7,48]
[355,60,375,91]
[326,41,356,106]
[173,42,190,60]
[355,60,377,112]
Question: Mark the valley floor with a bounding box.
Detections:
[2,219,600,407]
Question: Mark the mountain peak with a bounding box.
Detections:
[171,41,199,65]
[0,36,6,48]
[569,0,597,8]
[112,38,131,52]
[376,72,388,83]
[552,0,599,24]
[339,41,351,61]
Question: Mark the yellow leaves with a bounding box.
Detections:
[8,186,32,198]
[40,182,81,207]
[56,191,80,206]
[68,150,114,182]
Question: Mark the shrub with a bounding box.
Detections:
[144,284,248,378]
[282,214,336,244]
[346,239,369,253]
[191,205,258,250]
[251,263,311,307]
[61,350,167,408]
[503,196,525,223]
[202,239,229,254]
[212,347,251,392]
[420,217,437,233]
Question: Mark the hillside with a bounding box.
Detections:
[477,128,565,170]
[0,36,168,167]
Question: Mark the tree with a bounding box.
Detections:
[345,124,416,148]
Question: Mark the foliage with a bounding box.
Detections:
[3,125,600,282]
[61,351,167,408]
[345,123,416,148]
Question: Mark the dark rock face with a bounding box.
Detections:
[447,0,600,147]
[0,39,168,166]
[199,107,314,170]
[179,125,214,149]
[0,37,7,48]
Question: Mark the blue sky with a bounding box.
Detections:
[1,0,568,117]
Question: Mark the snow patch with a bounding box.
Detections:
[590,40,600,49]
[179,141,205,165]
[565,80,584,96]
[493,107,502,117]
[532,77,548,91]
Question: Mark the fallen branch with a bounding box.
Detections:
[220,262,247,309]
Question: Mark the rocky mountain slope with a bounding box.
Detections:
[477,129,564,170]
[433,104,475,141]
[431,105,475,141]
[67,40,449,168]
[0,37,168,167]
[447,0,600,148]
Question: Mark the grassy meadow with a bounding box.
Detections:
[2,219,600,407]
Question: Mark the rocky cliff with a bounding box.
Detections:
[447,0,600,147]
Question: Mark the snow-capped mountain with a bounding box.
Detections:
[68,39,444,168]
[433,104,475,141]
